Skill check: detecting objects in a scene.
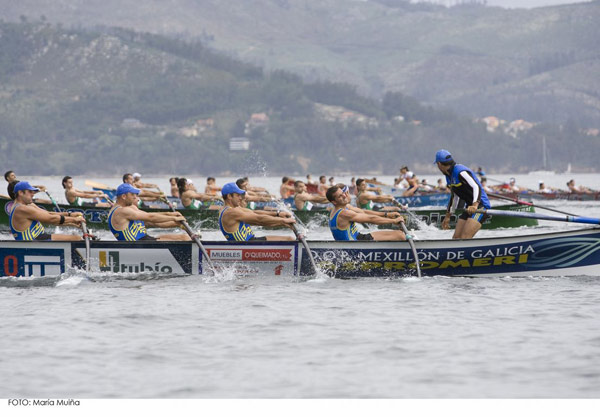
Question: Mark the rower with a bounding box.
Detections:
[204,177,222,196]
[399,166,419,196]
[326,185,406,241]
[177,178,222,210]
[219,182,296,241]
[4,170,53,205]
[355,178,395,210]
[9,181,85,241]
[317,175,328,196]
[435,149,491,239]
[107,183,190,241]
[132,173,158,190]
[123,173,163,204]
[62,176,111,207]
[169,177,180,198]
[236,178,273,204]
[280,177,295,199]
[294,181,329,211]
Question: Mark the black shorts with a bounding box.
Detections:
[34,233,52,241]
[357,233,374,241]
[139,235,158,241]
[248,236,268,241]
[458,204,490,223]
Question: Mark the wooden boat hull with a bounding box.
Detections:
[1,227,599,279]
[0,197,537,230]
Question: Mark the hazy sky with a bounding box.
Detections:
[421,0,592,7]
[465,0,591,7]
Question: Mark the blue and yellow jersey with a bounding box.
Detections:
[9,203,46,241]
[107,206,148,241]
[218,207,255,241]
[329,208,359,241]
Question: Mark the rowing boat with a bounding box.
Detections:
[0,196,537,230]
[2,227,599,279]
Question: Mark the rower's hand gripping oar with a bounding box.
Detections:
[162,197,216,273]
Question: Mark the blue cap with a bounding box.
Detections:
[116,183,140,196]
[434,149,454,164]
[221,182,245,196]
[14,181,39,194]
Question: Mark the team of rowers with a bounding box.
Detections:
[3,149,597,245]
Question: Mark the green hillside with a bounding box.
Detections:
[0,21,597,175]
[2,0,600,126]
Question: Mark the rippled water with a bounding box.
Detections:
[2,175,600,398]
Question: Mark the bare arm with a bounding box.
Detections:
[230,207,295,228]
[21,205,85,227]
[340,209,404,226]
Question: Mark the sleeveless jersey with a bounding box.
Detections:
[329,208,359,241]
[107,206,148,241]
[357,192,373,210]
[218,207,255,241]
[9,203,46,241]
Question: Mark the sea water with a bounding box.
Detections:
[1,174,600,398]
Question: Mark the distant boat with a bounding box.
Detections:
[528,136,555,175]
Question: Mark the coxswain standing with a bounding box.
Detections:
[435,149,491,239]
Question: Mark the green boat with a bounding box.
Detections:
[1,196,537,231]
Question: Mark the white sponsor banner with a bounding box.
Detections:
[204,244,296,276]
[80,248,185,274]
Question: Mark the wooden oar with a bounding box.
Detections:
[291,224,319,277]
[488,192,577,216]
[85,180,116,190]
[475,209,600,225]
[162,197,216,273]
[399,221,421,278]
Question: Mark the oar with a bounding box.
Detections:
[399,221,421,278]
[85,180,115,190]
[44,190,61,211]
[475,209,600,225]
[487,192,577,216]
[162,197,216,273]
[81,221,91,275]
[273,199,319,276]
[291,224,319,277]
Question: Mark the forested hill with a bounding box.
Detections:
[0,21,597,175]
[2,0,600,127]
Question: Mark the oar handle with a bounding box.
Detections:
[162,197,216,272]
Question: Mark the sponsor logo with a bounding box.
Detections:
[1,249,64,277]
[207,249,292,262]
[208,249,242,260]
[242,249,292,261]
[96,249,182,273]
